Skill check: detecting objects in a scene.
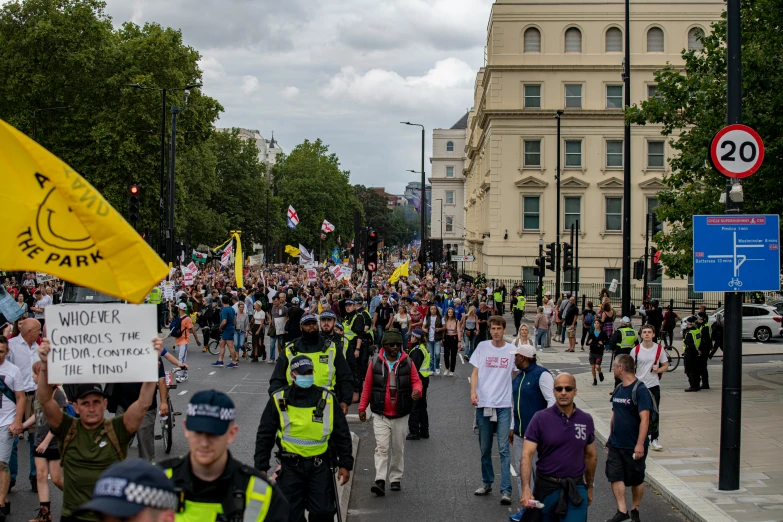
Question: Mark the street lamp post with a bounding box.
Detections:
[32,106,74,141]
[436,198,444,255]
[621,0,633,316]
[554,110,564,300]
[402,122,426,267]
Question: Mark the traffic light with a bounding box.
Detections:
[545,242,556,271]
[128,184,141,226]
[562,242,574,271]
[633,260,644,280]
[534,256,546,278]
[650,261,662,280]
[365,229,378,271]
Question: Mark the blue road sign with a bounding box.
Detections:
[693,215,780,292]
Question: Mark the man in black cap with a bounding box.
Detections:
[73,459,177,522]
[695,312,712,390]
[36,337,164,522]
[320,310,359,406]
[268,314,353,414]
[157,390,288,521]
[255,355,353,522]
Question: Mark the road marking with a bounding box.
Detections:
[460,354,465,364]
[209,371,216,375]
[178,390,189,396]
[510,465,517,477]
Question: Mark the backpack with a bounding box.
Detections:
[612,380,660,440]
[169,315,184,338]
[61,418,125,466]
[584,311,595,326]
[633,344,664,381]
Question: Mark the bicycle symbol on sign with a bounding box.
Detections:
[728,278,743,288]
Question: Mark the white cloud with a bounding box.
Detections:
[280,86,300,100]
[241,75,261,95]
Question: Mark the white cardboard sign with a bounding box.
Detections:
[44,304,159,383]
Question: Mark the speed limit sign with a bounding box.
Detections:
[709,124,764,178]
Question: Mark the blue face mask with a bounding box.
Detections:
[295,375,314,389]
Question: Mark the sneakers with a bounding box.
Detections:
[406,433,420,440]
[434,369,440,376]
[390,482,401,491]
[599,372,604,382]
[211,360,224,367]
[226,362,239,369]
[593,378,598,386]
[607,510,630,522]
[447,370,453,376]
[509,509,525,522]
[500,492,512,505]
[371,480,386,496]
[474,485,492,495]
[630,508,641,522]
[650,439,663,451]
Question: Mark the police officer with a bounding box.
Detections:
[74,459,178,522]
[610,316,638,386]
[269,314,354,414]
[343,300,368,388]
[254,356,353,522]
[511,289,527,336]
[406,329,430,440]
[694,311,712,389]
[148,285,164,333]
[157,390,289,521]
[683,316,702,392]
[320,311,359,406]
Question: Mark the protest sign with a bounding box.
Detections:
[36,272,57,283]
[163,281,175,301]
[307,268,317,283]
[183,269,194,286]
[609,279,618,293]
[187,261,198,274]
[44,303,158,383]
[248,255,263,266]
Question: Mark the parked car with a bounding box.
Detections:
[682,304,782,342]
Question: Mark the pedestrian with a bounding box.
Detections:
[158,390,289,521]
[254,355,353,522]
[173,302,191,381]
[373,294,394,348]
[391,305,410,349]
[534,306,549,352]
[630,324,668,451]
[606,354,654,522]
[0,335,25,519]
[512,289,527,336]
[470,316,515,504]
[709,312,724,358]
[564,297,579,352]
[660,306,679,348]
[36,337,163,522]
[406,329,430,440]
[694,311,712,389]
[516,324,531,346]
[462,305,478,361]
[476,301,490,343]
[586,319,610,386]
[252,301,267,362]
[645,300,663,343]
[601,302,617,338]
[270,294,288,365]
[683,315,708,392]
[212,295,239,369]
[609,317,638,387]
[508,342,555,522]
[358,329,422,496]
[442,307,461,376]
[520,373,597,522]
[580,301,595,350]
[72,459,177,522]
[234,302,250,360]
[542,294,555,348]
[423,305,445,376]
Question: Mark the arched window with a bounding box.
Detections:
[688,27,704,51]
[565,27,582,53]
[524,27,541,53]
[446,141,454,152]
[647,27,664,52]
[605,27,622,52]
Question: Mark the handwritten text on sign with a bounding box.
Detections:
[44,304,158,383]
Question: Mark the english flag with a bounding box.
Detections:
[287,205,299,230]
[322,220,334,233]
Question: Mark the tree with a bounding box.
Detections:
[354,184,392,230]
[627,0,783,277]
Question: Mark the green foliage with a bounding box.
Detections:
[627,0,783,277]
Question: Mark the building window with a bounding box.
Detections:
[524,84,541,108]
[564,196,581,231]
[606,140,623,167]
[524,27,541,53]
[445,191,455,204]
[647,84,658,99]
[647,141,665,168]
[446,141,454,152]
[565,84,582,108]
[605,27,622,52]
[647,197,663,233]
[605,197,622,231]
[605,268,621,295]
[446,166,454,178]
[688,27,704,51]
[606,85,623,108]
[565,27,582,53]
[523,196,540,230]
[565,140,582,167]
[445,216,453,232]
[524,140,541,167]
[647,27,664,52]
[687,274,703,300]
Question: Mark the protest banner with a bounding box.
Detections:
[248,255,263,266]
[44,303,158,383]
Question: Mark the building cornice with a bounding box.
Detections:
[479,109,624,129]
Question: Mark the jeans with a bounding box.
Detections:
[10,433,35,481]
[399,327,408,350]
[540,485,588,521]
[234,331,247,352]
[176,343,188,378]
[376,325,385,346]
[464,331,477,359]
[475,407,512,495]
[427,340,441,372]
[535,329,548,351]
[649,385,661,441]
[269,335,284,361]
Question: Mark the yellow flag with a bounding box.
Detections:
[233,231,243,288]
[388,261,409,283]
[284,245,300,257]
[0,119,168,303]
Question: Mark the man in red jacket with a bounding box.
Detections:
[358,329,422,497]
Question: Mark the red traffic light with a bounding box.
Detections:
[369,231,377,239]
[129,184,140,195]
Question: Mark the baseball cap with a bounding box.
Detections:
[697,311,709,320]
[621,316,631,323]
[72,384,106,401]
[410,328,425,339]
[290,355,314,374]
[300,313,317,325]
[185,390,236,436]
[510,343,536,358]
[292,297,300,305]
[545,291,552,296]
[73,459,177,517]
[177,302,187,310]
[320,310,336,320]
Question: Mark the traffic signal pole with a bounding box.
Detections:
[719,0,743,492]
[642,213,650,305]
[555,111,563,300]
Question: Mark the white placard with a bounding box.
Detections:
[183,270,194,286]
[187,262,198,275]
[36,272,57,283]
[609,279,619,293]
[307,268,317,283]
[44,304,158,383]
[163,281,175,301]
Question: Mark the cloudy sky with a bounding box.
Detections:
[104,0,493,194]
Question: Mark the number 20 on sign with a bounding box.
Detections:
[709,124,765,179]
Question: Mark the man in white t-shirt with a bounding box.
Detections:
[0,335,25,516]
[630,324,668,451]
[469,315,515,505]
[31,289,52,331]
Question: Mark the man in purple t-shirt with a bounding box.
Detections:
[520,373,597,521]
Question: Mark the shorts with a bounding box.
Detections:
[221,329,235,341]
[0,427,13,463]
[566,327,576,338]
[606,443,647,486]
[35,447,61,461]
[588,354,602,365]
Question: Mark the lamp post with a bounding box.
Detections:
[436,198,444,252]
[32,106,74,142]
[125,82,202,260]
[621,0,633,316]
[401,122,426,267]
[554,110,564,300]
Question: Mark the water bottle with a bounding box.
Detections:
[527,500,545,509]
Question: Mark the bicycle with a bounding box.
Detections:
[156,368,184,454]
[664,344,680,372]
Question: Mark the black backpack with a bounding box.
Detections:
[170,315,184,338]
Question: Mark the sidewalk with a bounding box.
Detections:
[529,340,783,522]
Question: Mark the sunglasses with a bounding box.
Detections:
[385,343,402,348]
[554,386,575,392]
